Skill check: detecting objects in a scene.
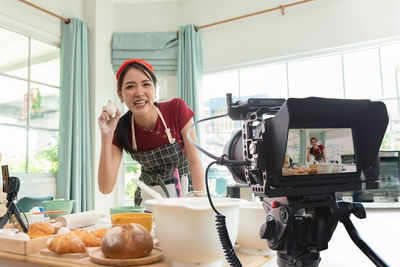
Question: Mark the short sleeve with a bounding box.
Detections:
[173,98,195,130]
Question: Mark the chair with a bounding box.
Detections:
[17,196,54,213]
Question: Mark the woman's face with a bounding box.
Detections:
[311,139,318,147]
[118,67,156,116]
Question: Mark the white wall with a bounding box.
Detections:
[114,0,400,72]
[83,0,119,215]
[196,0,400,72]
[0,0,83,40]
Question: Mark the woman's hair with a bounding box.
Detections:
[117,62,157,92]
[115,111,135,154]
[310,137,318,143]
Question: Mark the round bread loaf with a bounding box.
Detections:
[101,223,153,259]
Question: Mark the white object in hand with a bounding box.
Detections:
[105,100,117,118]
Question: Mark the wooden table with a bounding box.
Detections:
[0,249,276,267]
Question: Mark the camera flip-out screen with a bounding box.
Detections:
[235,96,390,197]
[283,128,356,176]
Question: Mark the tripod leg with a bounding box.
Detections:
[9,202,28,233]
[0,211,11,229]
[341,216,388,267]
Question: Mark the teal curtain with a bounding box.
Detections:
[57,18,93,213]
[112,32,178,75]
[178,24,203,123]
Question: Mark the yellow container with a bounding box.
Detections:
[111,213,153,233]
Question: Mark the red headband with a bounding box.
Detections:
[310,137,318,142]
[116,59,154,81]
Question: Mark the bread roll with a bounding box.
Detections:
[101,223,153,259]
[72,229,101,247]
[28,222,56,238]
[48,232,86,254]
[92,228,107,239]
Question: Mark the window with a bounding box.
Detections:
[201,40,400,204]
[0,26,60,173]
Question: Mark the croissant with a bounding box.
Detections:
[92,228,108,240]
[73,229,101,247]
[48,232,86,254]
[28,222,56,239]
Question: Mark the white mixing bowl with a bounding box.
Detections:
[316,163,333,174]
[236,201,271,254]
[145,197,245,266]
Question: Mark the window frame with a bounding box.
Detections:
[0,15,60,179]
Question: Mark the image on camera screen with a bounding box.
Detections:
[282,128,357,176]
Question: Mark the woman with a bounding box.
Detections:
[306,137,327,163]
[97,59,204,205]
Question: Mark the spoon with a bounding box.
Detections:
[132,178,164,203]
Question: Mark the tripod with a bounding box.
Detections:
[260,194,388,267]
[0,178,28,233]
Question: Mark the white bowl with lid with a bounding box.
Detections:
[145,197,245,266]
[316,163,333,174]
[236,201,272,254]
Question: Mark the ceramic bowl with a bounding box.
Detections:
[42,199,75,219]
[316,163,333,174]
[109,206,146,215]
[111,213,153,233]
[236,202,272,253]
[332,163,343,173]
[145,197,245,266]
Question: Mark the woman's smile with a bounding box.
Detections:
[133,99,148,107]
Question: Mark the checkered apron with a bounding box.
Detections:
[130,107,191,205]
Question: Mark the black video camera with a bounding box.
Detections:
[224,94,389,267]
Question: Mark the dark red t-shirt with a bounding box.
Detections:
[112,98,194,152]
[310,144,324,155]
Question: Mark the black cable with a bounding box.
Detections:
[205,161,242,267]
[187,113,248,167]
[205,161,220,215]
[188,112,246,266]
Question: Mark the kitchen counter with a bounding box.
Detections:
[0,249,276,267]
[0,215,276,266]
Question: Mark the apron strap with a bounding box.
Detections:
[131,106,175,151]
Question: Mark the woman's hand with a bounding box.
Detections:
[98,104,121,135]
